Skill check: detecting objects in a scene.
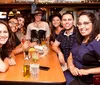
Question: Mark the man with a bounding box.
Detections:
[52,12,77,66]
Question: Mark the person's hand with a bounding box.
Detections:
[77,69,89,76]
[9,53,16,65]
[95,34,100,41]
[50,41,54,45]
[58,52,65,65]
[8,58,16,65]
[68,65,79,76]
[23,41,30,50]
[29,42,37,48]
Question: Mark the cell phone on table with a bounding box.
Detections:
[39,66,50,71]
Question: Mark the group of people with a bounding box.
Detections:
[0,7,100,85]
[52,12,100,85]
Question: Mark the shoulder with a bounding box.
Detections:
[60,29,66,34]
[28,22,33,26]
[57,29,65,38]
[41,21,49,25]
[89,39,100,55]
[27,22,33,28]
[56,29,65,40]
[88,39,100,51]
[90,39,100,46]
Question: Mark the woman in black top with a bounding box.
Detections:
[49,13,64,45]
[49,13,64,55]
[8,18,29,55]
[0,20,16,72]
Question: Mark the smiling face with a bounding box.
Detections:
[8,18,18,33]
[61,14,74,30]
[77,15,93,39]
[34,14,42,22]
[0,23,9,46]
[17,17,24,29]
[52,16,61,28]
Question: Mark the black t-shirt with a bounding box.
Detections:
[14,33,21,46]
[0,47,8,61]
[56,27,77,61]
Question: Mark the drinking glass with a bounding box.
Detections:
[30,64,39,78]
[23,64,30,77]
[32,51,39,62]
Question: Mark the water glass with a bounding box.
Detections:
[30,64,39,78]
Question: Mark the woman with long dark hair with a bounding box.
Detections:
[0,20,16,72]
[67,12,100,85]
[50,13,64,45]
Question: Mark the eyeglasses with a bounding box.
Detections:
[77,22,92,27]
[9,21,18,26]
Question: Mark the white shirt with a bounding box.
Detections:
[26,21,50,40]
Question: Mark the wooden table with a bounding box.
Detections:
[0,47,66,85]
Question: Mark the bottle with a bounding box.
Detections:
[23,51,30,77]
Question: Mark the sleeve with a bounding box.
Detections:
[45,22,51,38]
[56,30,64,43]
[91,40,100,55]
[15,34,21,46]
[25,24,31,40]
[50,34,55,42]
[1,49,8,61]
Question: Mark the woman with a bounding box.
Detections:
[67,12,100,85]
[8,18,29,55]
[50,13,64,45]
[26,8,50,46]
[8,18,20,46]
[0,20,16,72]
[15,14,26,41]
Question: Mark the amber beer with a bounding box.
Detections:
[23,51,30,77]
[41,39,46,46]
[23,64,30,77]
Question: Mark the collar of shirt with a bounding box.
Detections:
[63,26,77,36]
[64,31,73,37]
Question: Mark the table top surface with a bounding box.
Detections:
[0,47,66,84]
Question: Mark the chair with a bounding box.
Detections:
[93,75,100,85]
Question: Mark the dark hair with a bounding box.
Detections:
[76,12,100,44]
[62,12,74,20]
[50,13,62,42]
[0,20,15,53]
[15,14,26,34]
[49,13,62,22]
[15,14,24,19]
